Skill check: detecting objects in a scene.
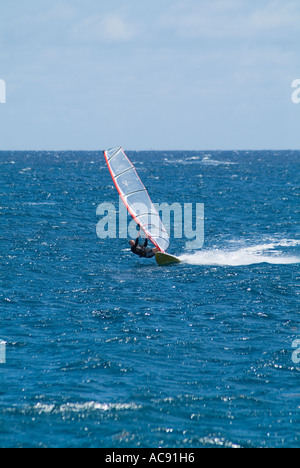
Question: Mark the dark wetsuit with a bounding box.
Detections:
[131,237,155,259]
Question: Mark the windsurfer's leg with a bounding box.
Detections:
[145,250,155,259]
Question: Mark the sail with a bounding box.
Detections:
[104,147,169,252]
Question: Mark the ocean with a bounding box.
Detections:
[0,150,299,448]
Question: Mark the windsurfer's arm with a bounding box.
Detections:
[135,228,142,244]
[143,238,148,248]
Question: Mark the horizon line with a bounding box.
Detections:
[0,148,299,153]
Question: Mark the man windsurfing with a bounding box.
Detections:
[129,229,159,259]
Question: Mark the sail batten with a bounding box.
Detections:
[104,147,169,253]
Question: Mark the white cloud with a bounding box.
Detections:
[158,0,300,39]
[250,0,300,30]
[70,13,139,43]
[19,4,77,23]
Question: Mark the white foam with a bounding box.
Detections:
[32,401,141,415]
[163,155,236,166]
[179,239,300,267]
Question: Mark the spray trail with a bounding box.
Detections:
[179,239,300,267]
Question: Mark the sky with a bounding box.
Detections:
[0,0,299,150]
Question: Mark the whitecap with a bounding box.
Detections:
[180,240,300,267]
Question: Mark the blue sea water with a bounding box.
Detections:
[0,150,299,448]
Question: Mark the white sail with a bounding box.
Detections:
[104,147,169,252]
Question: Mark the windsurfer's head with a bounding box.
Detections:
[129,240,135,247]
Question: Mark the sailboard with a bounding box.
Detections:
[155,252,181,266]
[104,147,170,253]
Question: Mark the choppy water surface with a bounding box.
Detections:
[0,150,299,448]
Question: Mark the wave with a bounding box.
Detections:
[199,156,237,166]
[25,202,56,206]
[163,155,237,166]
[179,239,300,267]
[4,401,141,416]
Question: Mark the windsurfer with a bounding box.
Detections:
[129,231,159,259]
